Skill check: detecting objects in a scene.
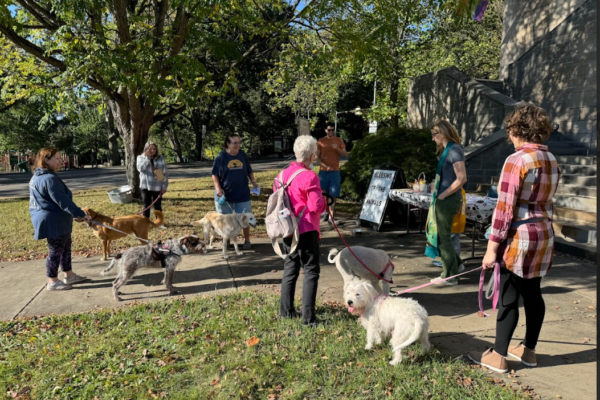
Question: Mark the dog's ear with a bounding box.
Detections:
[241,215,248,222]
[362,281,377,296]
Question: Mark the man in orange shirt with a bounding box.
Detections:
[316,124,347,223]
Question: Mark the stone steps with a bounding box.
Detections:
[555,184,597,197]
[553,193,596,213]
[555,207,597,225]
[552,219,597,244]
[559,173,597,186]
[559,164,596,175]
[555,155,597,165]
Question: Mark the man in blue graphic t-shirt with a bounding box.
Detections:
[211,134,258,250]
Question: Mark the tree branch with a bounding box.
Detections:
[16,0,59,30]
[168,7,190,58]
[111,0,132,44]
[0,23,66,71]
[153,105,187,123]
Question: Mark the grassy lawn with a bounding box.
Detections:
[0,291,528,399]
[0,169,360,262]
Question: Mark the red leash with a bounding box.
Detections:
[137,192,163,215]
[326,208,394,284]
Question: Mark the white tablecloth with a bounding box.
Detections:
[388,189,497,223]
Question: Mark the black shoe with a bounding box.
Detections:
[321,213,329,222]
[303,317,327,327]
[280,311,300,319]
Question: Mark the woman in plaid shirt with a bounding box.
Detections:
[136,141,169,219]
[469,104,560,373]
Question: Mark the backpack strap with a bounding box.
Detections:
[271,228,301,259]
[270,168,309,259]
[274,172,285,190]
[283,168,308,189]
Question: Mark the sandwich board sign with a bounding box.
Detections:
[358,168,397,231]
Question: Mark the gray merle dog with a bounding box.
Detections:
[101,235,206,301]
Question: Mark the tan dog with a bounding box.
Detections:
[191,211,258,259]
[83,207,164,261]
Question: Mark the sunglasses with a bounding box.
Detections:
[327,129,334,131]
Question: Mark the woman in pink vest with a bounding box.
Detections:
[275,135,326,326]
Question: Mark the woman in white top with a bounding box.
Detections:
[136,141,169,218]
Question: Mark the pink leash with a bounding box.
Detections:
[326,206,500,317]
[478,262,501,317]
[395,264,500,317]
[137,192,163,215]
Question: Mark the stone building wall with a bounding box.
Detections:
[407,67,516,147]
[504,0,597,149]
[406,0,597,190]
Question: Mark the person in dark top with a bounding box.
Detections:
[29,148,91,291]
[211,134,258,250]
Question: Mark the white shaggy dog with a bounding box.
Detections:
[345,280,430,365]
[191,211,258,260]
[329,246,394,294]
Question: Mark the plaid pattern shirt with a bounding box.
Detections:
[136,155,169,192]
[489,144,560,278]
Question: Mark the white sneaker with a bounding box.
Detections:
[47,280,72,291]
[63,273,89,285]
[458,264,465,272]
[431,260,443,268]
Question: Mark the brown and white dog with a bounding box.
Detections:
[83,206,164,261]
[191,211,258,259]
[100,235,206,301]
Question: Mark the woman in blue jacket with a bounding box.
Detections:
[29,148,91,291]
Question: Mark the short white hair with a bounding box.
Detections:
[293,135,317,162]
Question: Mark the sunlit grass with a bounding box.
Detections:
[0,292,529,400]
[0,170,361,261]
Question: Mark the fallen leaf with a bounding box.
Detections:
[582,337,590,343]
[246,336,259,347]
[211,378,219,386]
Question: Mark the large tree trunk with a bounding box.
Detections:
[191,108,203,161]
[166,122,184,163]
[105,105,122,166]
[107,89,155,199]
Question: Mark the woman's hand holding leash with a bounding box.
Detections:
[322,191,334,207]
[75,215,92,223]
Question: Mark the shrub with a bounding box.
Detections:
[341,126,438,201]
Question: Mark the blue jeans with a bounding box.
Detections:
[215,200,252,214]
[319,171,341,197]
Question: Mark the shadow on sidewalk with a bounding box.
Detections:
[432,331,597,370]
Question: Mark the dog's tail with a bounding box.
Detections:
[152,210,165,228]
[327,248,340,264]
[190,216,207,227]
[392,318,426,353]
[100,253,122,275]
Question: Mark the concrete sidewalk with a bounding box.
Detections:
[0,222,596,400]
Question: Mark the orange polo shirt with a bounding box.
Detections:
[318,136,345,172]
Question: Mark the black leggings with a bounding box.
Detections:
[494,267,545,356]
[141,189,162,218]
